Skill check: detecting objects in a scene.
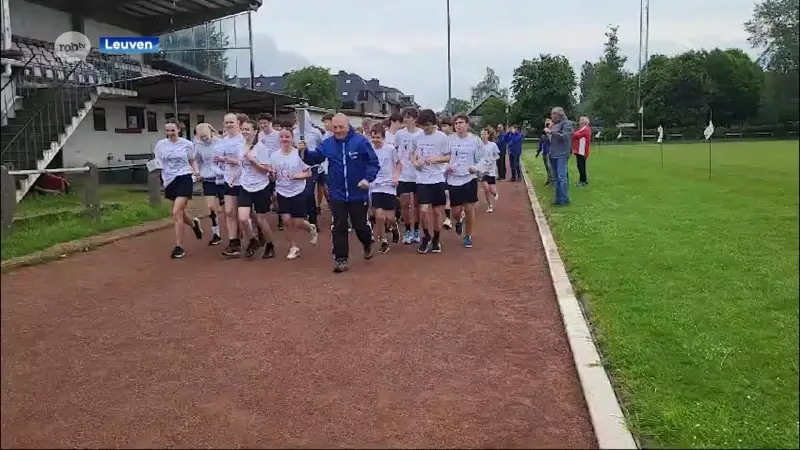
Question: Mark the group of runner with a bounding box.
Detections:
[153,107,504,273]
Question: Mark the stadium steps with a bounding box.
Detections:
[1,86,98,202]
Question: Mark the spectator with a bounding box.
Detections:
[507,125,524,182]
[571,116,592,186]
[545,107,573,206]
[536,119,553,185]
[495,124,508,180]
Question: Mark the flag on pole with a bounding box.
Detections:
[638,105,644,114]
[657,125,664,143]
[594,131,602,139]
[703,120,715,140]
[617,129,623,140]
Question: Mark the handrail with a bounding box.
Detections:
[1,54,35,93]
[0,62,83,157]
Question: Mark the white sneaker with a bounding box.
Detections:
[443,217,452,229]
[287,246,300,259]
[487,205,494,213]
[493,192,499,200]
[309,224,318,245]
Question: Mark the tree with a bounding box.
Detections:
[745,0,799,123]
[510,54,576,128]
[476,97,508,129]
[703,48,764,126]
[588,26,630,127]
[442,97,471,115]
[578,61,596,105]
[470,67,508,105]
[284,66,339,109]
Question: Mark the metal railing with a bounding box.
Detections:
[0,164,98,236]
[1,53,157,172]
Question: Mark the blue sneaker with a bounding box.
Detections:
[455,220,463,236]
[462,235,473,248]
[413,229,421,243]
[402,230,412,244]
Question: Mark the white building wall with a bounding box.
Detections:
[62,98,228,168]
[8,0,71,43]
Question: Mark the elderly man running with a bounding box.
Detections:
[299,113,380,273]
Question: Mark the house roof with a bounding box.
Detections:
[466,92,504,116]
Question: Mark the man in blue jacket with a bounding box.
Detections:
[495,124,508,180]
[507,125,524,181]
[299,113,380,273]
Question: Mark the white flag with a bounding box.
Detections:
[657,125,664,143]
[703,120,715,140]
[638,105,644,114]
[594,131,602,138]
[617,129,623,140]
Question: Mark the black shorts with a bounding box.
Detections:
[416,182,447,206]
[224,184,241,197]
[482,175,496,185]
[397,181,416,196]
[202,180,225,201]
[164,174,194,201]
[238,186,272,214]
[448,178,479,207]
[371,192,397,211]
[276,193,307,218]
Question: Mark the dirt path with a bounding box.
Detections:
[1,180,596,449]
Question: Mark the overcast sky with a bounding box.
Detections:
[247,0,758,110]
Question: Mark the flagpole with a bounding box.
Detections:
[708,108,713,179]
[446,0,452,116]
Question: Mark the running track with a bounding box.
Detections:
[1,180,596,448]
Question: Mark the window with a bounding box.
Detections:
[381,103,387,114]
[359,103,365,114]
[341,101,355,110]
[92,107,107,131]
[357,90,368,101]
[197,114,205,124]
[146,111,158,132]
[125,106,145,129]
[255,82,261,87]
[342,91,349,96]
[346,79,351,84]
[270,82,275,86]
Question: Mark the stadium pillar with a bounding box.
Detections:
[247,11,255,89]
[172,78,179,118]
[225,88,230,110]
[1,0,10,51]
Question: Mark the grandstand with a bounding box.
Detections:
[1,0,300,202]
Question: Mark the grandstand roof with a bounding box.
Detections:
[28,0,261,35]
[109,73,303,114]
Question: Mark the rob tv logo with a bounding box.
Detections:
[99,36,161,54]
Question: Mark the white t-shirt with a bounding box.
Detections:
[258,129,281,158]
[447,133,484,186]
[394,127,423,183]
[385,130,396,148]
[370,143,399,195]
[482,141,500,177]
[216,133,245,186]
[414,130,451,185]
[155,137,194,187]
[240,142,272,193]
[269,148,310,198]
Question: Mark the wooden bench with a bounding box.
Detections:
[725,132,743,140]
[668,134,683,140]
[754,131,774,138]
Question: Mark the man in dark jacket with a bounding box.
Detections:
[495,124,508,180]
[300,113,380,273]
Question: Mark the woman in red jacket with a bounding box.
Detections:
[572,116,592,186]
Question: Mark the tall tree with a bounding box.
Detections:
[284,66,339,109]
[745,0,799,123]
[703,48,764,126]
[578,61,596,104]
[588,26,630,127]
[442,97,471,115]
[510,54,576,127]
[470,67,508,105]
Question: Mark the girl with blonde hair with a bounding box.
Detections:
[194,123,226,245]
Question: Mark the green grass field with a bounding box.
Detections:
[523,141,799,449]
[2,185,170,260]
